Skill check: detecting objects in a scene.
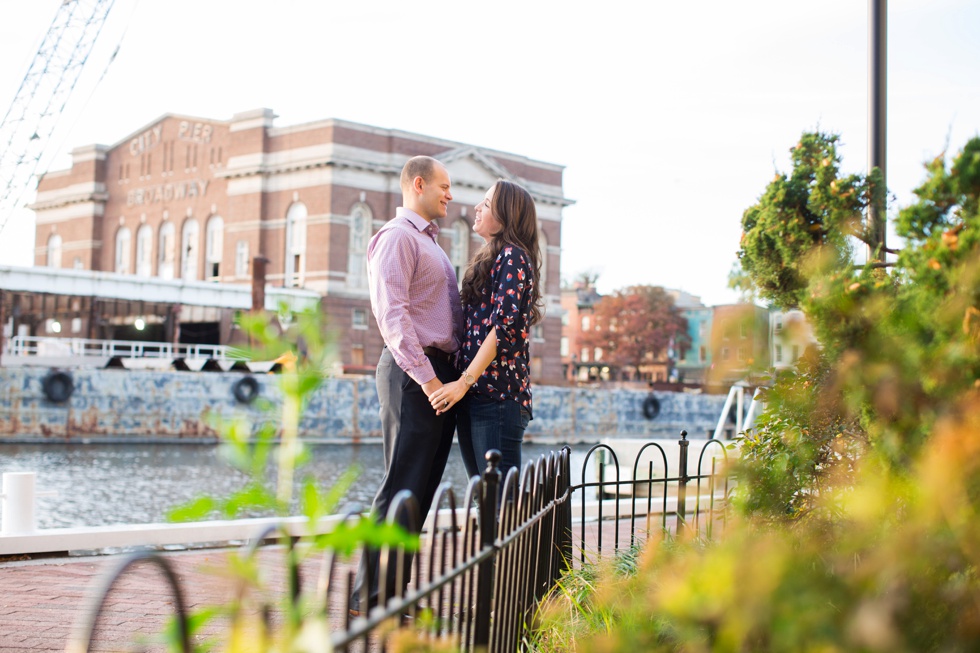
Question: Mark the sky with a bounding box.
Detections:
[0,0,978,307]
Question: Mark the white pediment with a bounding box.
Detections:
[439,147,518,191]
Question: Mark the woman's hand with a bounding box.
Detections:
[430,379,469,415]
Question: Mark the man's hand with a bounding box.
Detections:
[421,377,444,399]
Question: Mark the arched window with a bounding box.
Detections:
[449,219,470,281]
[135,225,153,277]
[114,226,131,274]
[205,215,224,281]
[347,203,372,289]
[538,229,548,296]
[46,233,62,268]
[285,202,307,287]
[181,218,199,281]
[159,221,176,280]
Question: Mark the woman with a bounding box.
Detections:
[429,179,543,482]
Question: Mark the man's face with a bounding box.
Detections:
[417,164,453,221]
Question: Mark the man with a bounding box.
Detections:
[350,155,464,615]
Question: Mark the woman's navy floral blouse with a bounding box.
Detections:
[458,245,535,416]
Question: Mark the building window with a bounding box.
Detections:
[775,315,783,331]
[347,203,371,289]
[581,315,590,331]
[560,336,569,357]
[115,226,132,274]
[46,233,62,268]
[594,347,603,362]
[205,215,224,281]
[792,345,800,362]
[285,202,307,287]
[737,347,747,361]
[580,348,589,363]
[136,225,153,277]
[72,257,83,270]
[351,345,365,367]
[740,322,749,338]
[699,321,708,337]
[532,325,544,341]
[181,218,199,280]
[71,317,82,333]
[531,356,543,379]
[699,346,707,363]
[561,312,569,326]
[159,221,176,280]
[352,308,368,330]
[538,229,548,296]
[721,347,730,361]
[775,344,783,363]
[235,240,250,278]
[449,219,470,281]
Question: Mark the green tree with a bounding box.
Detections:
[532,133,980,652]
[734,132,980,505]
[733,131,871,309]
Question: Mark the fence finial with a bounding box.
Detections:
[484,449,502,474]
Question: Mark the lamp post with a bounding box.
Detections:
[868,0,888,263]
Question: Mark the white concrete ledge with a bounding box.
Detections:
[0,497,727,557]
[0,514,347,556]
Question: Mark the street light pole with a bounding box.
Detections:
[868,0,888,263]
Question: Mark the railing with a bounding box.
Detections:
[4,335,246,362]
[65,433,733,652]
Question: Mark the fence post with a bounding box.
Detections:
[675,430,689,536]
[474,449,501,651]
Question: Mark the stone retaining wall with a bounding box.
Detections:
[0,368,729,443]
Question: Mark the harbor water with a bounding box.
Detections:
[0,442,583,529]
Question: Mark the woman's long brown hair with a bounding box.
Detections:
[460,179,543,326]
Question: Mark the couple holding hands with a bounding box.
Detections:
[350,155,542,613]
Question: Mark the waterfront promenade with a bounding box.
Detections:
[0,519,634,652]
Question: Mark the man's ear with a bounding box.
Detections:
[412,176,425,195]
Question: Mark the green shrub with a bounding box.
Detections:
[530,134,980,652]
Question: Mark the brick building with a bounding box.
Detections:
[30,109,571,383]
[559,281,603,382]
[708,303,770,386]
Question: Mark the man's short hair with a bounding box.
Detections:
[400,156,440,191]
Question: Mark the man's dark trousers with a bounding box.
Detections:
[350,347,457,611]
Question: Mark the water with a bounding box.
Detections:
[0,442,582,529]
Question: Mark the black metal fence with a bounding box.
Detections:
[67,432,733,652]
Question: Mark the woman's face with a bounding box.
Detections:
[474,185,503,243]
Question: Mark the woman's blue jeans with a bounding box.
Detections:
[457,395,530,484]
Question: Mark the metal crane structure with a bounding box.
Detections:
[0,0,116,241]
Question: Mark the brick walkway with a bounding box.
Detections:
[0,546,354,653]
[0,518,653,652]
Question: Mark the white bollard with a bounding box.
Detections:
[1,472,39,534]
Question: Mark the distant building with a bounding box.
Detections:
[708,303,770,387]
[677,305,713,384]
[665,289,710,384]
[560,280,603,382]
[769,308,818,370]
[27,109,572,382]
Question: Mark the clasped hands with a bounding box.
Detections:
[428,378,469,415]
